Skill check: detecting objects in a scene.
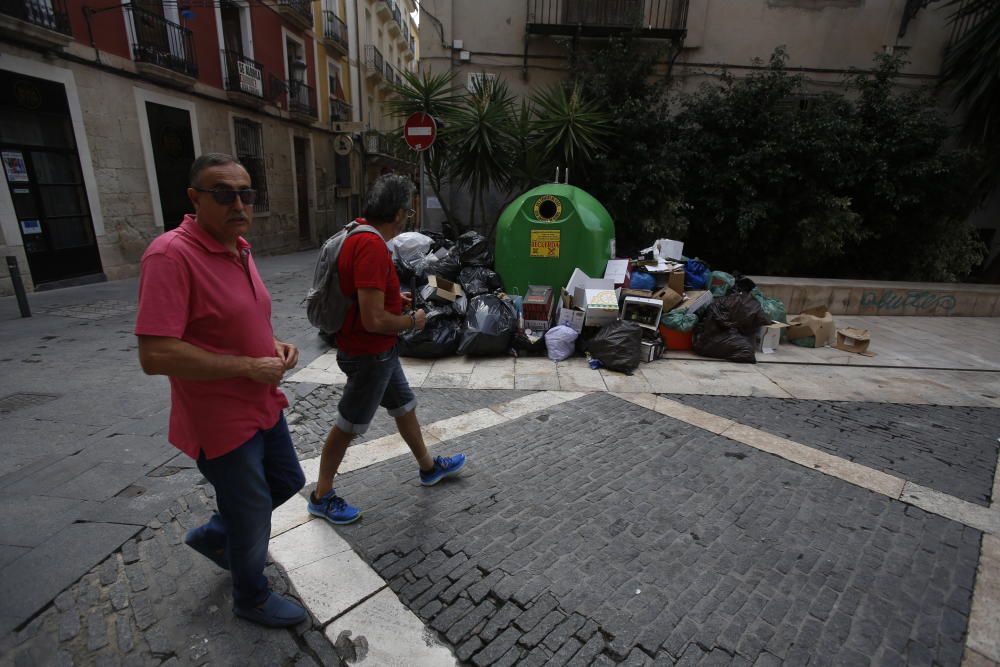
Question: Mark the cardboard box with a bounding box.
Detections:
[621,296,664,331]
[579,289,619,327]
[787,306,836,348]
[676,290,713,314]
[834,327,873,355]
[640,339,664,363]
[619,288,654,304]
[603,259,630,285]
[425,276,465,303]
[555,301,586,333]
[652,286,683,312]
[522,285,555,332]
[756,322,790,353]
[667,267,685,295]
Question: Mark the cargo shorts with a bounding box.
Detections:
[335,345,417,434]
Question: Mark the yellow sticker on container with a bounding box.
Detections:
[530,229,560,258]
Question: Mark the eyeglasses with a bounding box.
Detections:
[193,187,257,206]
[406,208,416,219]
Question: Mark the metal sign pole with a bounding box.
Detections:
[419,155,426,231]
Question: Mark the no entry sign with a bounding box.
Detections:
[403,112,437,151]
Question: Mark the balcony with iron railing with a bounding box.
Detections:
[365,44,384,80]
[526,0,688,38]
[277,0,312,29]
[364,130,389,156]
[125,4,198,83]
[322,10,349,55]
[0,0,72,45]
[375,0,391,20]
[329,97,351,122]
[287,78,317,119]
[222,50,266,105]
[388,3,401,36]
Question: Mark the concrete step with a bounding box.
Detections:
[750,276,1000,317]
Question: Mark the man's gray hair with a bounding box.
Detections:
[363,174,414,224]
[189,153,243,187]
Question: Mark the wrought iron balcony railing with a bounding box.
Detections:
[278,0,312,24]
[222,50,265,99]
[125,4,197,77]
[365,44,384,78]
[330,97,351,122]
[323,10,348,50]
[1,0,71,34]
[287,78,317,117]
[526,0,688,37]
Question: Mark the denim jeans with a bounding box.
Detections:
[335,345,417,434]
[195,413,305,608]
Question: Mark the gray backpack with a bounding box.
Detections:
[305,222,381,335]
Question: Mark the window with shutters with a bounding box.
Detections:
[233,118,269,213]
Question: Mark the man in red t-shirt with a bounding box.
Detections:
[307,174,466,525]
[135,154,307,628]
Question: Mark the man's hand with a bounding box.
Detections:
[401,291,413,310]
[274,339,299,370]
[413,308,427,331]
[246,357,287,386]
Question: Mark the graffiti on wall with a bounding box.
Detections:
[860,290,957,313]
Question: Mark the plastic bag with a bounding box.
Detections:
[585,321,643,374]
[457,295,517,356]
[544,325,578,362]
[685,258,711,290]
[390,232,432,267]
[456,231,493,266]
[512,331,547,357]
[431,248,463,281]
[629,271,656,292]
[661,309,699,332]
[751,288,787,324]
[708,271,735,297]
[691,293,770,363]
[458,266,502,298]
[399,316,462,358]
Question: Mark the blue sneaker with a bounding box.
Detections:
[184,524,229,570]
[308,489,361,525]
[420,454,467,486]
[234,592,308,628]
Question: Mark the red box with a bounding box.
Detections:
[658,324,693,350]
[522,285,555,329]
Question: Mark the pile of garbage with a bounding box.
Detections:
[384,232,868,372]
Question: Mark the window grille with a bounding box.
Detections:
[233,118,269,213]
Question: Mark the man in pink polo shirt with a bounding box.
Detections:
[135,153,307,628]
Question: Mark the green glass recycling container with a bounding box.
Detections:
[495,184,615,296]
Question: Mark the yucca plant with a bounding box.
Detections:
[530,82,614,172]
[447,75,518,232]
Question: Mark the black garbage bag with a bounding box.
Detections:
[586,321,643,374]
[431,248,463,282]
[422,230,453,253]
[575,326,599,356]
[456,231,493,266]
[691,293,770,363]
[458,266,502,298]
[399,315,462,358]
[512,331,547,357]
[395,257,429,289]
[457,294,517,356]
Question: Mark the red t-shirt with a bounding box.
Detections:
[335,224,402,355]
[134,214,289,460]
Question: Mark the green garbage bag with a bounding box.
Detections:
[661,309,699,333]
[751,288,787,324]
[709,271,735,297]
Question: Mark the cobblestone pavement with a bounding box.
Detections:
[331,393,981,666]
[285,386,533,459]
[0,482,342,667]
[670,395,1000,507]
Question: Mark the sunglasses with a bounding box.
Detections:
[193,187,257,206]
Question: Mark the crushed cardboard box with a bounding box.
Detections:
[425,276,465,303]
[652,286,683,311]
[834,327,874,356]
[786,306,836,348]
[756,322,790,354]
[676,290,713,314]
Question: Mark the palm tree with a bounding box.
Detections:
[940,0,1000,188]
[530,82,614,175]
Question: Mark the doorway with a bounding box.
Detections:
[294,136,311,243]
[145,101,195,231]
[0,70,102,286]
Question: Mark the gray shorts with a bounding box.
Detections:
[335,346,417,435]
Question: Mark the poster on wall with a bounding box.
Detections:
[2,151,29,183]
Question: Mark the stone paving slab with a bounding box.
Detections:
[286,386,533,459]
[670,395,1000,507]
[329,392,981,666]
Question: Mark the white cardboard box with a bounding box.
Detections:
[757,322,790,353]
[579,289,619,327]
[620,296,664,331]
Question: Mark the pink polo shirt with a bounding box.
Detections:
[135,214,288,460]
